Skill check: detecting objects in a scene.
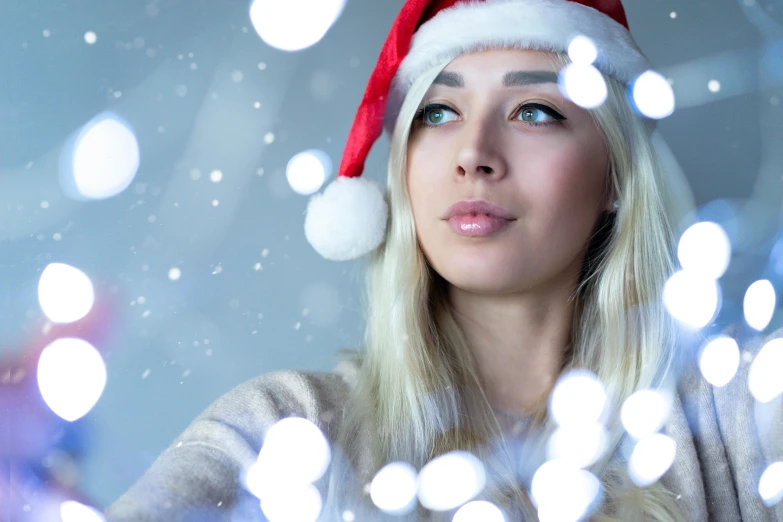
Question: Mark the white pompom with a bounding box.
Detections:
[304,176,388,261]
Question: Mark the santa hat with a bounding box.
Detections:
[304,0,664,261]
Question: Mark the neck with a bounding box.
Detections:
[448,266,579,419]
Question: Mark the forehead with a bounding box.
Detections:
[446,48,557,69]
[433,48,561,91]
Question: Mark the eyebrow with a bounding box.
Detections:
[432,70,559,88]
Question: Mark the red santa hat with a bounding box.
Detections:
[304,0,656,261]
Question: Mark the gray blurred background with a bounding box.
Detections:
[3,0,782,510]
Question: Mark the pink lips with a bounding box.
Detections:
[447,214,513,236]
[443,199,516,237]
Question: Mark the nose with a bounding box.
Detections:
[452,116,508,180]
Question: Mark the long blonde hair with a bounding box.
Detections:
[323,50,686,521]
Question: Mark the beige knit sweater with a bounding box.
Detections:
[104,329,783,521]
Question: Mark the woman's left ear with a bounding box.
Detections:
[602,194,613,213]
[604,193,619,213]
[604,170,618,213]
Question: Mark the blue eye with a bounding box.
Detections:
[516,104,566,126]
[518,106,552,123]
[414,102,565,128]
[418,104,458,126]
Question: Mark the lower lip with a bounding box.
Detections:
[447,215,513,236]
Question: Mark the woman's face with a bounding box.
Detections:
[407,49,613,294]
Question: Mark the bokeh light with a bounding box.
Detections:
[287,149,332,196]
[697,199,740,250]
[249,0,347,52]
[567,35,598,65]
[531,460,601,521]
[417,451,486,511]
[698,336,740,387]
[453,501,506,522]
[38,262,95,324]
[546,424,608,469]
[37,338,107,422]
[259,483,322,522]
[549,369,607,428]
[64,112,140,200]
[759,461,783,507]
[559,63,607,109]
[632,70,676,119]
[370,462,418,515]
[60,501,105,522]
[748,338,783,403]
[677,222,731,279]
[621,390,671,440]
[743,279,776,331]
[628,434,677,487]
[245,417,331,499]
[663,270,720,329]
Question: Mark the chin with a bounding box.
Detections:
[438,264,524,294]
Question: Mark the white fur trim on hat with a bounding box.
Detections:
[385,0,652,131]
[304,176,389,261]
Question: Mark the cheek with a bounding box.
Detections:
[406,140,444,217]
[406,141,452,262]
[516,146,607,259]
[525,144,607,213]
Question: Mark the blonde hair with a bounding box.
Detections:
[323,50,686,521]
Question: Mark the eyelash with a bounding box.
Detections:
[413,102,565,128]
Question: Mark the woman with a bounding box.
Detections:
[105,0,783,521]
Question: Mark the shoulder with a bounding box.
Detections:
[182,358,360,458]
[674,326,783,405]
[709,325,783,458]
[664,326,783,520]
[672,325,783,439]
[102,359,362,521]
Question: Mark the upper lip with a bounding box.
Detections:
[442,199,516,220]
